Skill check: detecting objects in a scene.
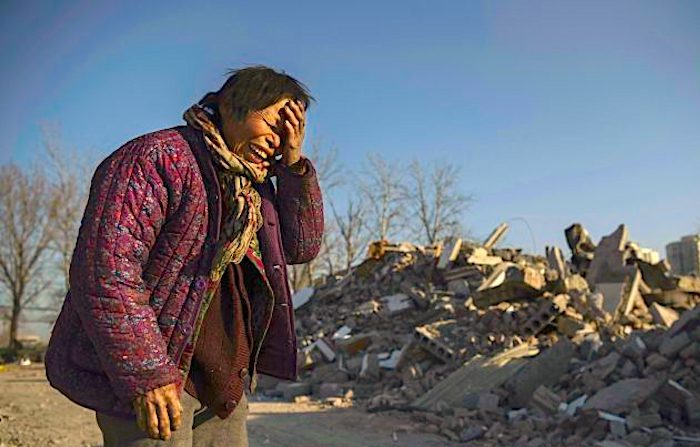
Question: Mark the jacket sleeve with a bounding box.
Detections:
[69,137,182,405]
[274,157,324,264]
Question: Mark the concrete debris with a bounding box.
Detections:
[564,394,588,417]
[649,302,680,328]
[292,286,314,309]
[467,247,503,266]
[546,245,568,279]
[367,240,417,260]
[282,222,700,444]
[437,237,462,270]
[410,343,539,410]
[483,222,509,250]
[380,293,415,315]
[504,338,575,408]
[583,378,661,413]
[530,385,562,414]
[565,223,596,273]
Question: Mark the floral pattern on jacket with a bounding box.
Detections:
[45,126,323,418]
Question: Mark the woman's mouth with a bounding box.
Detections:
[247,144,269,165]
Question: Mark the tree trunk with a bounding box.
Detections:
[9,296,20,350]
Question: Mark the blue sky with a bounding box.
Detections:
[1,0,699,256]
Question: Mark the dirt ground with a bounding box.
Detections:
[0,364,454,447]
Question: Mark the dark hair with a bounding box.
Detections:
[199,65,314,123]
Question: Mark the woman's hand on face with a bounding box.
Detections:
[280,99,306,166]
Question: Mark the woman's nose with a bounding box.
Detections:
[266,132,281,151]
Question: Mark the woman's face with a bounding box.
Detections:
[220,98,289,172]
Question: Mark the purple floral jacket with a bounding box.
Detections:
[45,126,323,417]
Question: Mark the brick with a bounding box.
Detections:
[530,385,562,414]
[658,331,691,358]
[626,412,662,431]
[645,353,670,370]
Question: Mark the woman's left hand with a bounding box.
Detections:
[280,99,306,166]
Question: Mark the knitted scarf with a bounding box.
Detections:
[183,104,265,280]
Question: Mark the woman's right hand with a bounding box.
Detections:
[133,382,183,440]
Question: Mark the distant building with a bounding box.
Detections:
[666,235,700,276]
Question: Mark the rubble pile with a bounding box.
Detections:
[264,223,700,446]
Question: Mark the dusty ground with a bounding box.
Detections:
[0,364,453,447]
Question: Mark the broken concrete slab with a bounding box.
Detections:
[437,237,462,270]
[584,351,621,382]
[467,247,503,266]
[474,265,545,308]
[292,286,315,309]
[565,223,596,272]
[411,343,539,410]
[649,302,680,328]
[380,293,415,315]
[636,260,676,291]
[583,378,660,413]
[483,223,509,250]
[505,338,575,408]
[586,225,629,286]
[546,245,568,279]
[314,338,337,362]
[476,262,514,292]
[667,305,700,338]
[594,267,642,322]
[462,391,501,413]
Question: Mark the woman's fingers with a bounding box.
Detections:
[146,401,160,439]
[156,401,171,440]
[167,392,183,431]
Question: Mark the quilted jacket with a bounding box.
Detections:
[45,125,323,417]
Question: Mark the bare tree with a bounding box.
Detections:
[307,140,343,192]
[43,127,93,304]
[287,140,345,288]
[329,198,369,272]
[315,218,345,277]
[404,159,473,245]
[359,153,405,242]
[0,165,57,349]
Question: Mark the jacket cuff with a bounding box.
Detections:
[276,157,312,178]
